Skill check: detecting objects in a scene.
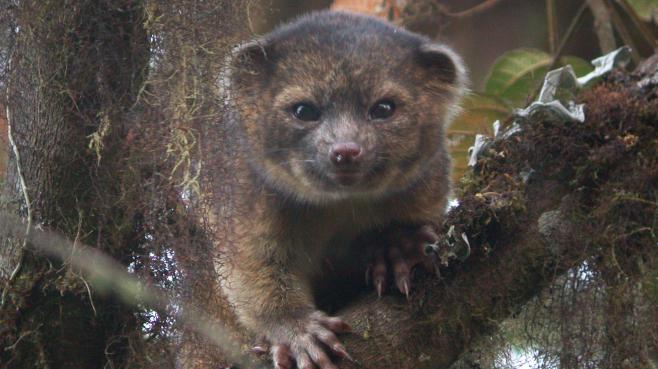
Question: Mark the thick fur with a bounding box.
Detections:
[212,10,466,368]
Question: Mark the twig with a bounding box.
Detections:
[442,0,506,19]
[530,2,588,102]
[0,211,267,369]
[614,0,658,50]
[82,277,97,316]
[546,0,558,54]
[72,210,97,316]
[548,2,589,69]
[530,1,589,101]
[245,0,257,35]
[4,325,40,351]
[607,0,642,62]
[1,52,33,309]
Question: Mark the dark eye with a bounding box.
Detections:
[291,103,321,121]
[368,100,396,120]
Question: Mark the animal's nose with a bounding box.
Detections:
[330,142,362,166]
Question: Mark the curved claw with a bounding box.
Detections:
[401,279,410,300]
[366,224,442,299]
[376,280,383,298]
[316,314,352,333]
[371,248,387,297]
[250,345,268,355]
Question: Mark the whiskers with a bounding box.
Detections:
[263,147,297,155]
[262,146,319,167]
[275,158,318,168]
[265,148,319,165]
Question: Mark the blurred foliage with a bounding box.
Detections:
[627,0,658,20]
[447,93,510,175]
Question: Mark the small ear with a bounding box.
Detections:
[228,38,270,77]
[416,43,466,87]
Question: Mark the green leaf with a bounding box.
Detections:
[452,92,511,132]
[484,49,595,107]
[484,48,552,107]
[626,0,658,21]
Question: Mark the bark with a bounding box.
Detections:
[0,1,148,368]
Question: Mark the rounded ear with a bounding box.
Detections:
[229,38,270,77]
[416,43,467,89]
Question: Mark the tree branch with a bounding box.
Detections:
[587,0,617,53]
[442,0,507,19]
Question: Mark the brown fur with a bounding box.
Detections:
[209,10,466,367]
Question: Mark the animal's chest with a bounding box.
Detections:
[297,209,389,311]
[288,204,393,275]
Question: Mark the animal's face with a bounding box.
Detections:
[227,12,465,204]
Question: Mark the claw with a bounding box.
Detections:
[251,346,267,355]
[332,344,353,361]
[319,316,352,333]
[366,225,440,300]
[341,322,353,333]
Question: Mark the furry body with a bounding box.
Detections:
[212,10,465,369]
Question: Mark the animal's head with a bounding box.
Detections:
[225,11,466,204]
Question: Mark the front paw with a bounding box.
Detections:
[367,225,439,298]
[255,311,352,369]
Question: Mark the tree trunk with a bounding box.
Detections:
[0,1,148,368]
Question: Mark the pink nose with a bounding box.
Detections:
[330,142,362,166]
